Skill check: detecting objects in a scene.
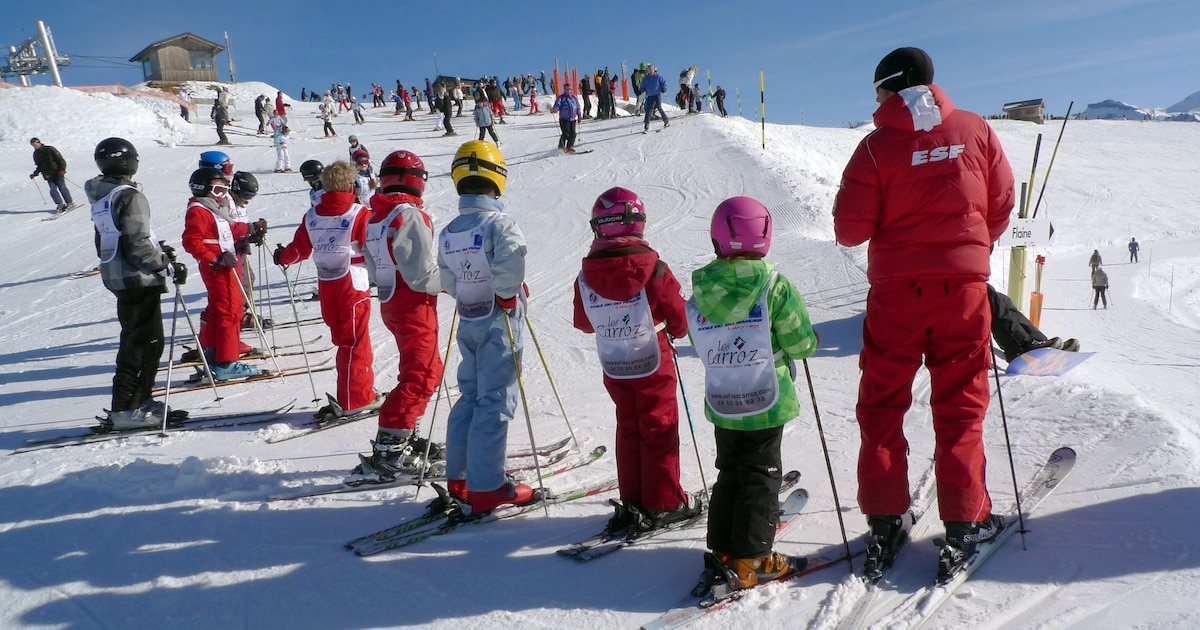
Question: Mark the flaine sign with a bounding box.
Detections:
[997,217,1052,247]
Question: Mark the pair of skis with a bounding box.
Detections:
[150,357,335,397]
[13,400,299,453]
[556,470,801,564]
[833,446,1078,630]
[638,447,1076,630]
[347,470,617,556]
[270,437,584,501]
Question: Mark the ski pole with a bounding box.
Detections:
[1031,101,1073,219]
[277,259,321,404]
[257,244,278,349]
[176,275,223,403]
[669,338,710,504]
[232,259,285,377]
[32,178,46,205]
[414,310,458,500]
[801,359,854,574]
[503,307,550,516]
[160,283,185,435]
[524,314,580,452]
[991,347,1028,549]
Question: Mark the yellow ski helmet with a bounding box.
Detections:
[451,140,508,197]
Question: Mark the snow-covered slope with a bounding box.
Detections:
[2,84,1199,629]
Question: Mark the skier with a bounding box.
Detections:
[631,64,647,115]
[572,187,697,536]
[833,47,1015,582]
[273,126,292,173]
[230,171,270,331]
[1088,249,1103,271]
[639,66,670,133]
[1091,266,1109,309]
[352,150,446,482]
[350,97,365,125]
[29,137,76,213]
[319,103,336,137]
[473,96,500,144]
[435,140,536,514]
[181,167,260,381]
[353,155,375,205]
[254,95,269,135]
[300,159,325,208]
[211,96,231,146]
[713,85,728,117]
[87,137,186,428]
[988,285,1080,362]
[1128,237,1139,263]
[198,151,256,333]
[691,84,704,113]
[274,90,288,122]
[551,84,581,153]
[273,161,379,416]
[579,73,594,119]
[687,197,818,591]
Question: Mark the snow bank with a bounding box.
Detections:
[0,85,194,149]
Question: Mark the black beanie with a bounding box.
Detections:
[874,47,934,92]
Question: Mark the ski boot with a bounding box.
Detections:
[602,499,647,539]
[208,361,260,382]
[313,392,383,423]
[347,429,447,484]
[862,514,905,581]
[935,514,1005,583]
[633,493,704,537]
[178,346,214,365]
[450,480,544,522]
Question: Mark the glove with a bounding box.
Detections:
[522,282,530,298]
[235,238,251,255]
[29,173,36,180]
[211,251,239,269]
[248,219,268,245]
[171,262,188,285]
[58,171,65,177]
[160,242,177,262]
[495,294,522,318]
[272,244,286,266]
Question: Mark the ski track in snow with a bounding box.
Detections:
[1,82,1200,629]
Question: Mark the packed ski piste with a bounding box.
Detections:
[3,48,1200,630]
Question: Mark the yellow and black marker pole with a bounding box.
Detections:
[760,71,766,149]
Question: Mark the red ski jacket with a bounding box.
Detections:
[833,84,1014,284]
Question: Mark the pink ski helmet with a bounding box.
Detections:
[590,187,647,238]
[710,196,772,257]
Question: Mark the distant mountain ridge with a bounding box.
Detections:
[1082,90,1200,122]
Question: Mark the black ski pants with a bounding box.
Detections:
[707,425,784,559]
[557,119,577,149]
[111,286,166,412]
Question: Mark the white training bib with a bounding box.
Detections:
[440,213,499,320]
[579,274,662,379]
[307,204,364,281]
[91,184,134,264]
[686,274,780,417]
[364,203,410,303]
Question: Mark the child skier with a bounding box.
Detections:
[273,161,378,417]
[354,155,375,206]
[435,140,535,514]
[687,196,818,591]
[181,167,260,381]
[274,126,292,173]
[473,97,500,144]
[87,137,186,428]
[352,150,446,482]
[572,187,698,535]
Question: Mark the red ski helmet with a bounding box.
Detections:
[590,187,647,238]
[378,150,427,197]
[710,196,772,257]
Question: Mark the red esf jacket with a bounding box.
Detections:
[182,197,248,267]
[572,241,688,342]
[833,84,1015,284]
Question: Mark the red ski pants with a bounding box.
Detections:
[855,280,993,522]
[318,277,376,410]
[198,265,244,363]
[377,296,442,431]
[604,341,687,512]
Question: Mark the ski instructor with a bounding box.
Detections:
[832,47,1015,583]
[30,137,76,213]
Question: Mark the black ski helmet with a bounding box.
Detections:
[94,137,139,177]
[231,171,259,200]
[299,159,324,183]
[189,167,230,198]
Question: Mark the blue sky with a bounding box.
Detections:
[5,0,1199,127]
